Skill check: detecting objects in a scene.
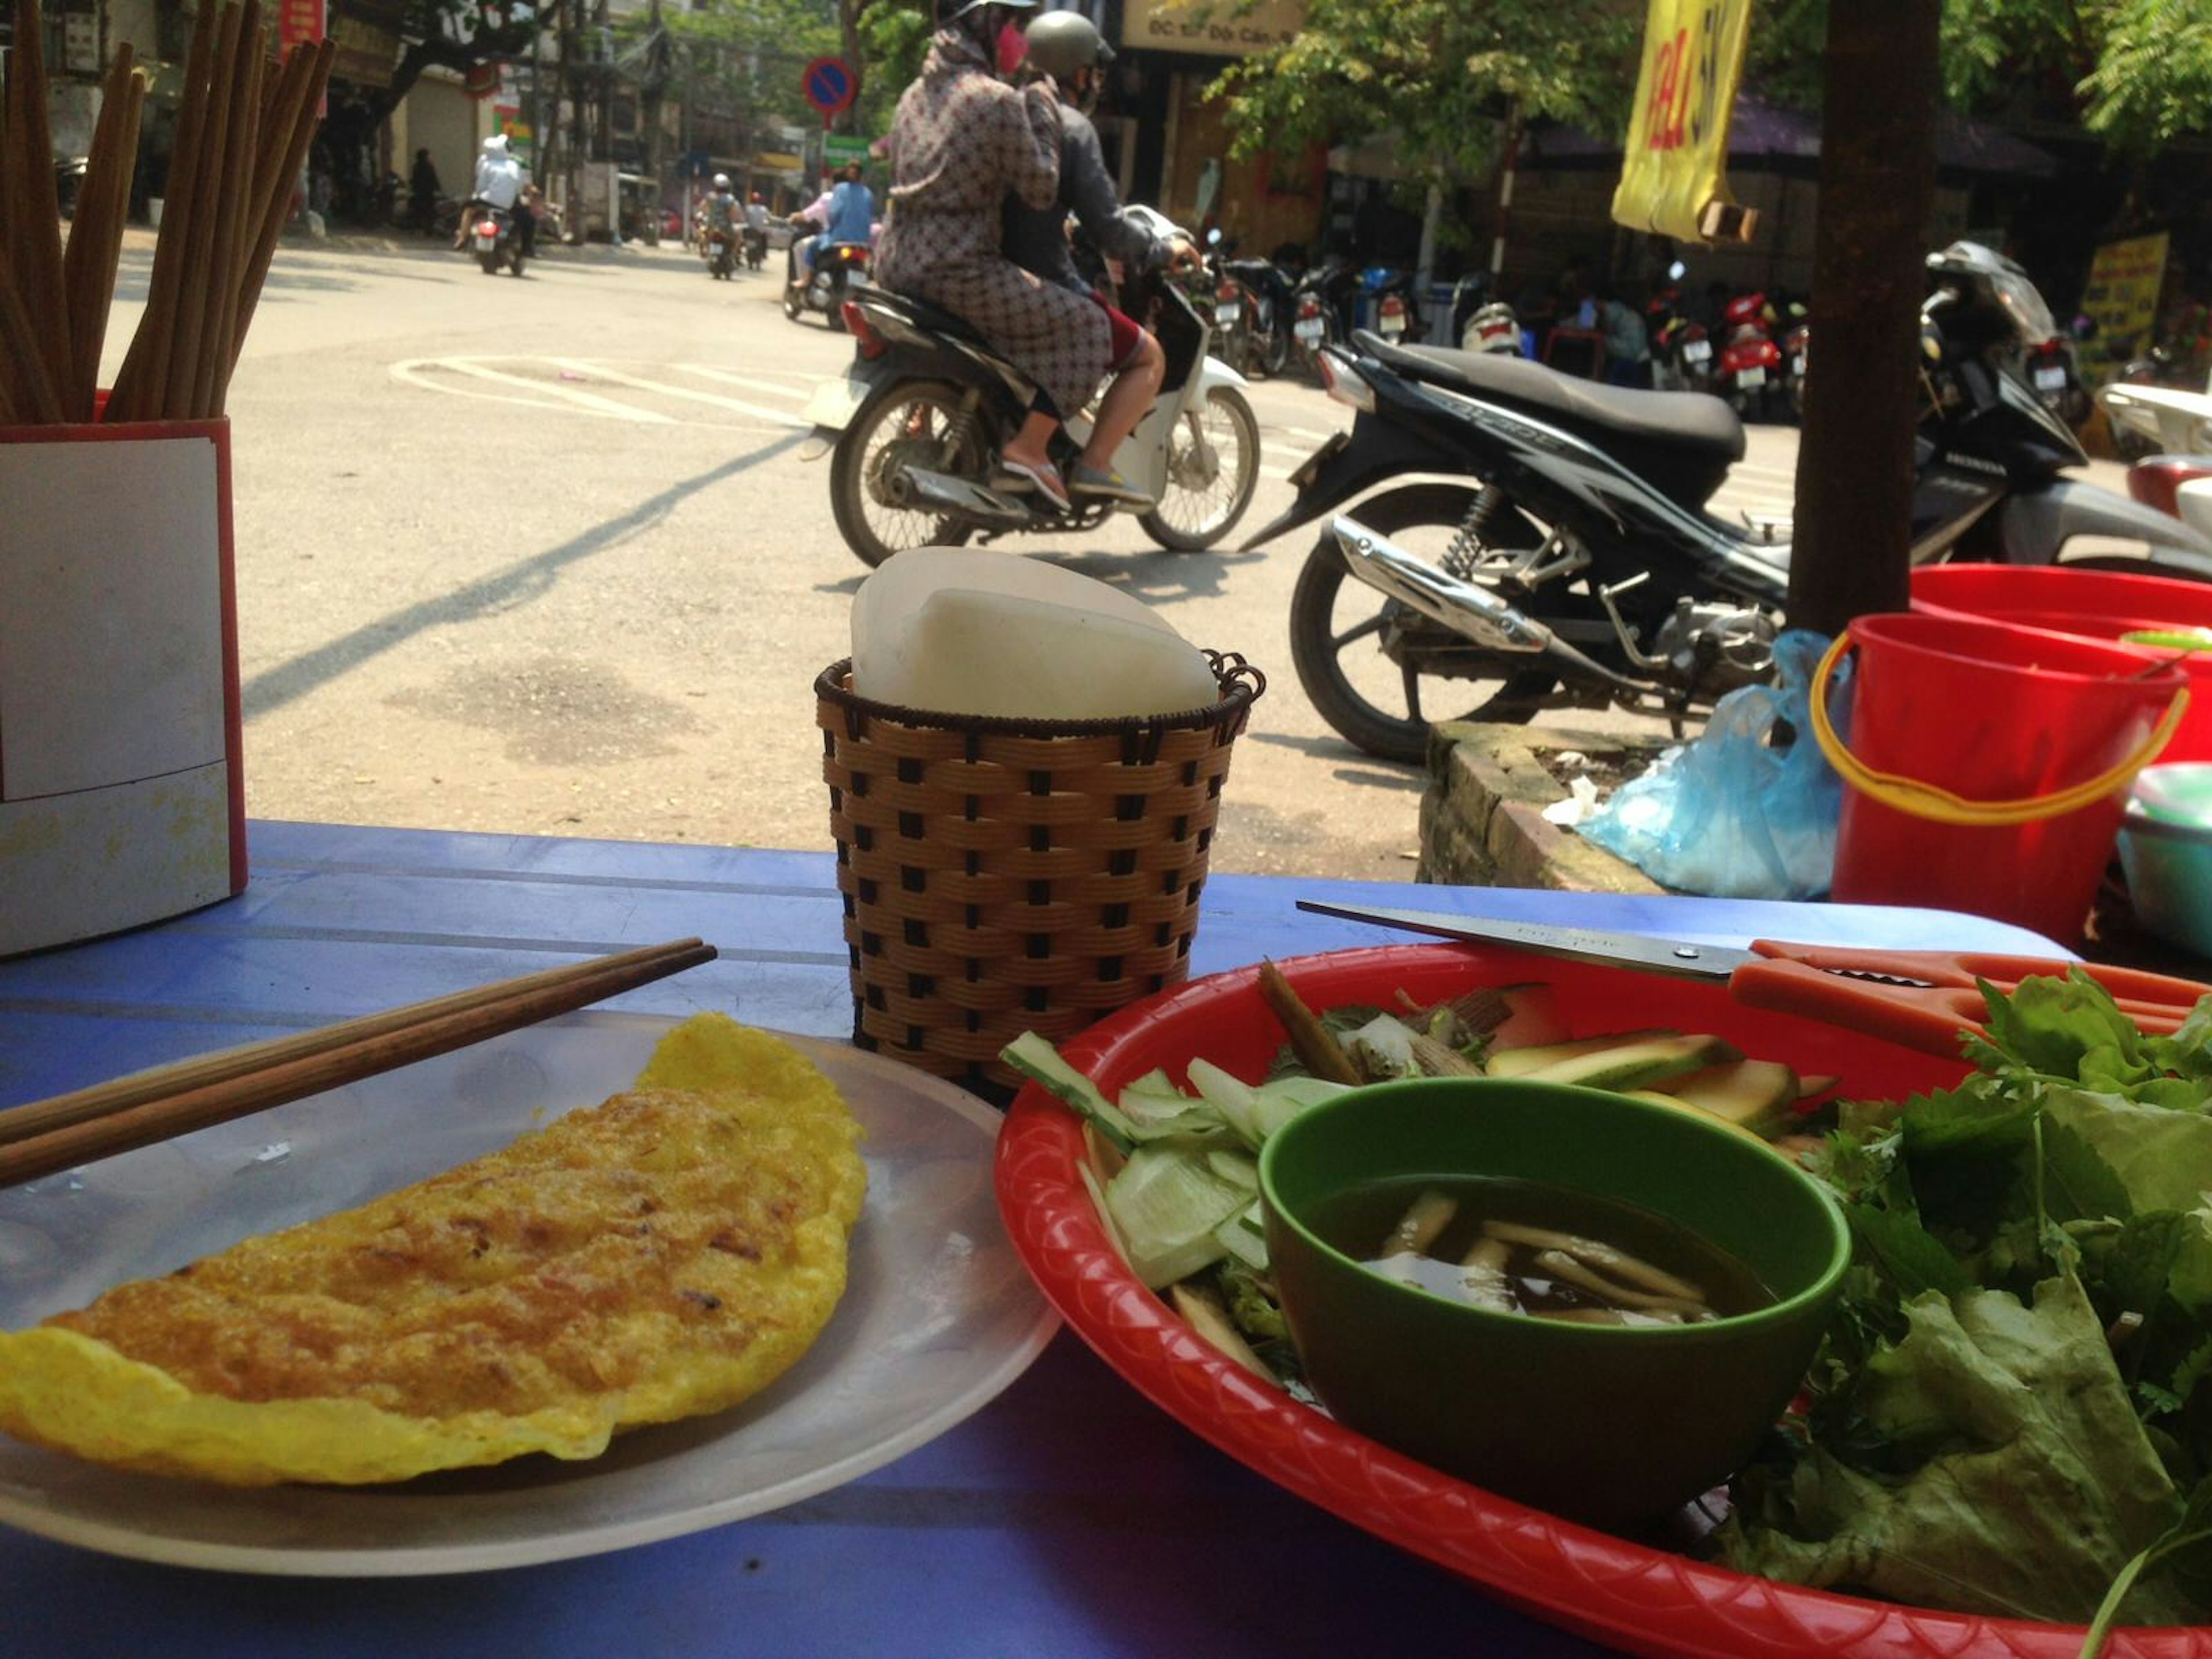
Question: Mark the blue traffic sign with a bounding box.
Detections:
[802,56,856,118]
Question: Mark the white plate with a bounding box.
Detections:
[1294,320,1324,342]
[0,1013,1056,1576]
[1214,303,1242,326]
[2035,365,2069,390]
[1737,365,1767,388]
[1684,340,1712,362]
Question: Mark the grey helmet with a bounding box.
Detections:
[1023,9,1113,78]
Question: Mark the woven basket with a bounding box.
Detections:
[817,652,1266,1088]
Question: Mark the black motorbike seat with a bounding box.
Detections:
[1355,333,1746,507]
[856,287,993,353]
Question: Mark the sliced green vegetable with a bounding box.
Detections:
[1483,1029,1677,1078]
[1104,1143,1253,1289]
[1513,1032,1737,1092]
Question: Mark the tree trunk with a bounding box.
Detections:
[1786,2,1942,635]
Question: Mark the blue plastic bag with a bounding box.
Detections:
[1578,631,1846,900]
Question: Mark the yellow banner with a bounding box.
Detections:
[1612,0,1753,244]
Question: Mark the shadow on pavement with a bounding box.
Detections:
[242,432,805,719]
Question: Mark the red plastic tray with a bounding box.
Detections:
[993,943,2212,1659]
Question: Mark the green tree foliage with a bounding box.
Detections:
[1201,0,1643,176]
[631,0,844,135]
[1754,0,2212,155]
[1211,0,2210,179]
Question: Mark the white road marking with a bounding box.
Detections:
[675,365,818,402]
[1272,424,1340,444]
[552,358,806,426]
[429,358,676,423]
[389,358,595,417]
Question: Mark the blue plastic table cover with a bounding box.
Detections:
[0,821,2073,1659]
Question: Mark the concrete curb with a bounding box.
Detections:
[1418,720,1669,893]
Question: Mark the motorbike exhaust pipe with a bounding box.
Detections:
[1328,516,1651,694]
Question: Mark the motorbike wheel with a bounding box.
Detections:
[510,246,525,278]
[477,249,501,276]
[783,283,803,322]
[1287,483,1582,764]
[1261,325,1291,380]
[830,379,987,569]
[1138,387,1262,553]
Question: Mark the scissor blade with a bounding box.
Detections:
[1294,900,1757,982]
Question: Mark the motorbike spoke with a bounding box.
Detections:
[1332,613,1388,649]
[1400,663,1425,725]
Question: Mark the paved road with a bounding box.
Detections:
[97,233,1814,880]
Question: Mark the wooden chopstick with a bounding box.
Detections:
[6,0,73,408]
[60,45,138,421]
[0,937,719,1187]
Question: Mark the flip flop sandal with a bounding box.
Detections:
[1067,463,1156,508]
[997,454,1073,511]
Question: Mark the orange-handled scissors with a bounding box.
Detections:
[1295,900,2212,1059]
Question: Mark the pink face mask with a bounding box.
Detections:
[997,20,1027,74]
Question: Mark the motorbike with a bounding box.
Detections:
[1289,260,1357,382]
[467,205,526,278]
[2129,454,2212,544]
[2022,331,2089,428]
[1449,274,1520,355]
[1778,300,1809,422]
[1645,267,1714,393]
[56,155,88,218]
[1714,291,1783,420]
[1224,251,1297,378]
[785,233,870,329]
[2099,378,2212,461]
[1361,266,1421,344]
[701,221,738,281]
[1241,239,2212,764]
[800,268,1262,567]
[741,222,767,271]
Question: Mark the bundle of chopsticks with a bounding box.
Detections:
[0,938,719,1188]
[0,0,333,427]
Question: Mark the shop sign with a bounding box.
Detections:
[2078,232,2171,378]
[1120,0,1302,58]
[276,0,324,51]
[62,11,98,73]
[1612,0,1755,244]
[327,0,403,88]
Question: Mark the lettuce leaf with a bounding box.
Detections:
[1722,1276,2199,1624]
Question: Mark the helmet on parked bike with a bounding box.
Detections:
[1022,9,1112,78]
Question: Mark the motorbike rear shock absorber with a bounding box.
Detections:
[1441,484,1509,579]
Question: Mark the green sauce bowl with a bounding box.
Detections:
[1258,1078,1851,1532]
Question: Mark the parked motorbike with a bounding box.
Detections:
[1645,281,1714,393]
[1778,300,1809,422]
[1243,238,2212,763]
[785,234,870,329]
[1224,251,1297,378]
[2128,454,2212,544]
[2099,378,2212,461]
[467,205,526,277]
[1361,266,1421,344]
[801,269,1261,567]
[1714,291,1783,420]
[1289,261,1357,382]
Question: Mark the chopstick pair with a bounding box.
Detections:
[0,938,719,1189]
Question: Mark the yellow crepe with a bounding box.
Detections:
[0,1014,866,1486]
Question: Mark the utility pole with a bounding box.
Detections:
[1787,2,1943,634]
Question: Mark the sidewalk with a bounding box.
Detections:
[113,220,695,265]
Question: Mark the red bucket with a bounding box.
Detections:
[1910,564,2212,760]
[1811,612,2188,943]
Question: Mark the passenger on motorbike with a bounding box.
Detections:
[877,0,1111,510]
[824,162,875,252]
[453,134,530,256]
[1000,9,1196,507]
[787,179,836,296]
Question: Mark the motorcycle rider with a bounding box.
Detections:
[700,173,740,262]
[877,0,1110,510]
[453,134,531,257]
[1001,9,1196,507]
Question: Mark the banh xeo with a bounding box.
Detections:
[1003,965,2212,1643]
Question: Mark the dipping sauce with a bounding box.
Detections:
[1305,1175,1775,1326]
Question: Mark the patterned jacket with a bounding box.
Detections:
[877,29,1112,419]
